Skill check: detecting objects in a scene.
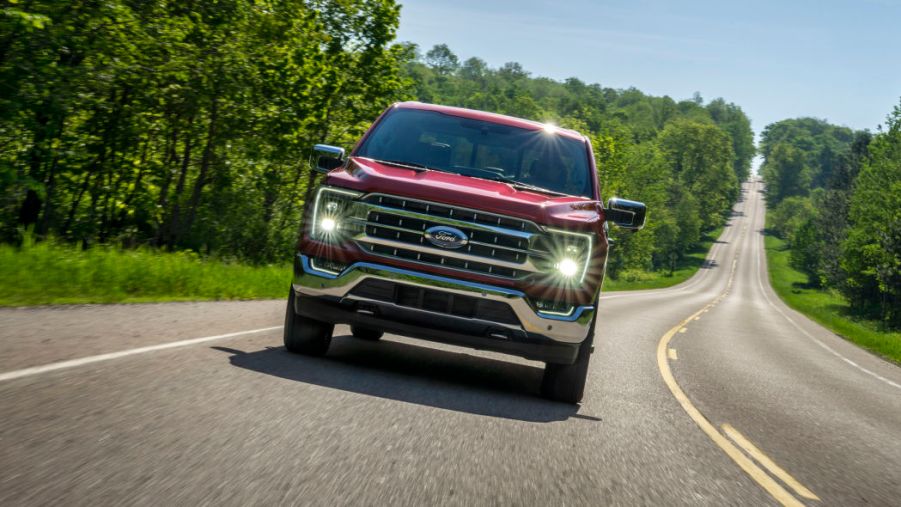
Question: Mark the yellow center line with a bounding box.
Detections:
[657,246,812,506]
[668,348,678,360]
[657,304,805,507]
[722,424,820,501]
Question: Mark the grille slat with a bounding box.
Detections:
[362,195,539,233]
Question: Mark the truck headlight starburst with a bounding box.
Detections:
[542,228,593,284]
[310,187,363,242]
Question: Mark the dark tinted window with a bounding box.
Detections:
[356,108,593,198]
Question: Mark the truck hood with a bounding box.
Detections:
[327,157,603,229]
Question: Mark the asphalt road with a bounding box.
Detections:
[1,180,899,506]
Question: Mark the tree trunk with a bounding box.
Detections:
[183,98,218,239]
[165,115,195,249]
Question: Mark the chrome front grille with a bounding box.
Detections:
[347,194,547,279]
[365,211,528,264]
[362,195,539,233]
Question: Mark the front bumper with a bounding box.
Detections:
[292,254,595,364]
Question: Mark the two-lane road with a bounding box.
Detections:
[1,180,899,505]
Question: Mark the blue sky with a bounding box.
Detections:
[396,0,901,168]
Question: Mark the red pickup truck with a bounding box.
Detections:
[286,102,646,403]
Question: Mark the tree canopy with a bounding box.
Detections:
[762,103,901,327]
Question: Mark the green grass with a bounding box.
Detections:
[764,230,901,364]
[603,227,723,291]
[0,239,290,306]
[1,224,724,306]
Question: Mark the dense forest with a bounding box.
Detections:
[762,104,901,327]
[1,0,753,281]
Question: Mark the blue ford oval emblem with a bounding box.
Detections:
[425,226,468,249]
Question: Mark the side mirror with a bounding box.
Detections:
[311,144,345,174]
[606,197,647,230]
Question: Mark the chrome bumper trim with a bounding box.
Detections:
[293,254,594,344]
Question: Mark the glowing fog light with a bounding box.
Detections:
[557,257,579,278]
[320,217,337,232]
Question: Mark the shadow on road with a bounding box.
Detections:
[213,336,592,423]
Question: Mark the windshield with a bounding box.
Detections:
[356,108,593,198]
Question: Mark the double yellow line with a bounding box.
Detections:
[657,261,819,506]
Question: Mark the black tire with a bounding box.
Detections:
[540,312,597,404]
[284,290,334,356]
[351,325,384,341]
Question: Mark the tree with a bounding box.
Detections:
[706,98,755,182]
[658,120,738,229]
[0,0,411,262]
[841,101,901,325]
[762,143,814,204]
[424,44,459,76]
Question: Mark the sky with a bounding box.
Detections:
[396,0,901,170]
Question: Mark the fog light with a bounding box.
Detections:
[557,258,579,277]
[320,217,337,232]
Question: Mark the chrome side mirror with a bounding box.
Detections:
[311,144,345,174]
[606,197,647,230]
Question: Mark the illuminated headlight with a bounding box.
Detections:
[539,228,593,284]
[311,187,363,242]
[320,217,337,232]
[556,257,580,278]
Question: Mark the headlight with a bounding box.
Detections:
[556,257,579,278]
[538,228,593,284]
[310,187,363,242]
[320,217,337,232]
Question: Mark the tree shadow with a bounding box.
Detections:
[212,336,597,423]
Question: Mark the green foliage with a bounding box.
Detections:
[769,195,816,241]
[658,119,739,229]
[762,143,815,204]
[790,219,824,287]
[766,227,901,364]
[706,98,755,182]
[841,102,901,325]
[0,236,288,305]
[760,118,854,205]
[0,0,410,262]
[762,100,901,328]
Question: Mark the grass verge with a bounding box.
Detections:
[0,239,289,306]
[2,224,725,306]
[764,230,901,364]
[603,227,723,291]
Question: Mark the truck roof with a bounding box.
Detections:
[393,102,587,141]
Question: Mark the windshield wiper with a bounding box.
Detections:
[366,158,433,172]
[482,174,571,197]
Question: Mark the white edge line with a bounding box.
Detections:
[753,184,901,390]
[0,326,282,383]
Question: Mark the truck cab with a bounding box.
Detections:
[286,102,646,403]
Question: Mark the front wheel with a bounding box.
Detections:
[541,345,591,404]
[540,313,597,404]
[284,290,334,356]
